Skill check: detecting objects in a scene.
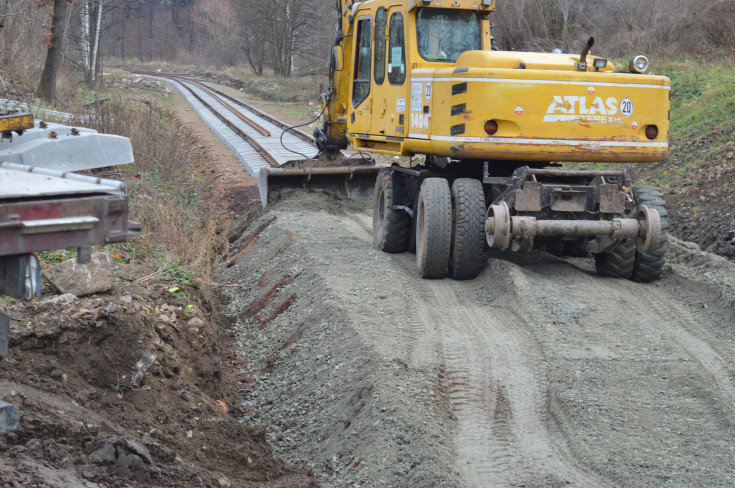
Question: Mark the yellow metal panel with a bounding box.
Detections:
[338,0,670,163]
[0,114,34,133]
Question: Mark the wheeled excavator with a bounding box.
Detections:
[260,0,671,282]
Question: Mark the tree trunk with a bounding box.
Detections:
[137,3,142,62]
[81,1,91,76]
[148,1,154,61]
[121,5,126,61]
[89,0,103,86]
[188,3,194,54]
[38,0,70,102]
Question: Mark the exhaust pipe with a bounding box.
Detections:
[576,37,594,71]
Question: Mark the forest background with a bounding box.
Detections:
[3,0,734,99]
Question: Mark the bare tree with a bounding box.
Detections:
[233,0,268,75]
[259,0,319,77]
[38,0,71,102]
[79,0,104,85]
[194,0,237,68]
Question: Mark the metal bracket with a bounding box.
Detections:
[0,399,19,432]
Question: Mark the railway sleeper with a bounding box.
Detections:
[373,162,666,281]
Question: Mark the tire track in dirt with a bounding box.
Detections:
[642,288,735,424]
[517,254,735,486]
[421,277,612,487]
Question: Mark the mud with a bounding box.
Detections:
[221,188,735,487]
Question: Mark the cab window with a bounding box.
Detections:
[374,8,386,85]
[353,18,372,107]
[388,13,406,84]
[416,8,480,62]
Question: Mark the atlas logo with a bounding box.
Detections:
[543,95,632,123]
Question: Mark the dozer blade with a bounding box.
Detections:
[258,162,386,207]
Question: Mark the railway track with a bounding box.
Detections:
[132,70,318,178]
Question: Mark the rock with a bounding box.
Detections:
[43,253,115,296]
[41,293,78,305]
[89,439,116,464]
[155,313,176,325]
[75,390,90,403]
[123,438,153,464]
[680,240,701,251]
[80,464,98,479]
[187,317,204,334]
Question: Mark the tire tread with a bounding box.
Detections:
[632,185,668,283]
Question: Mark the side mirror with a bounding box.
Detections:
[331,46,343,72]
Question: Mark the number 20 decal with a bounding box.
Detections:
[620,98,634,117]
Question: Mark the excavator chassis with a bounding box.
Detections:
[379,162,663,280]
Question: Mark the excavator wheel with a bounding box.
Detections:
[416,178,452,279]
[373,168,410,253]
[448,178,486,280]
[632,185,669,282]
[594,239,636,279]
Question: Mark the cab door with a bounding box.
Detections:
[381,8,409,139]
[350,16,373,135]
[370,7,388,136]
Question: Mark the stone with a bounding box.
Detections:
[80,464,98,479]
[187,317,204,327]
[680,241,701,251]
[123,438,153,464]
[187,317,204,334]
[43,253,115,296]
[89,439,116,464]
[41,293,78,305]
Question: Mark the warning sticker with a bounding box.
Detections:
[397,98,406,112]
[411,82,423,113]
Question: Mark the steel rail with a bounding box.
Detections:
[133,71,285,168]
[177,79,315,145]
[131,70,320,173]
[183,79,271,137]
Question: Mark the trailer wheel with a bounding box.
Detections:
[416,178,452,279]
[632,185,668,282]
[373,168,410,253]
[448,178,486,280]
[594,239,635,278]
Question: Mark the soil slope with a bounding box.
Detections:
[221,189,735,487]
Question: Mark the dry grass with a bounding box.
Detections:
[65,95,228,289]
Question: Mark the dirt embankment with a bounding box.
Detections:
[222,189,735,487]
[0,278,318,487]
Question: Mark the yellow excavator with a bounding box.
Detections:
[261,0,671,282]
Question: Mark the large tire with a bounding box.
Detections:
[594,239,635,278]
[632,185,668,282]
[448,178,486,280]
[416,178,452,279]
[373,168,410,253]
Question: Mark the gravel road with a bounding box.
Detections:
[219,189,735,487]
